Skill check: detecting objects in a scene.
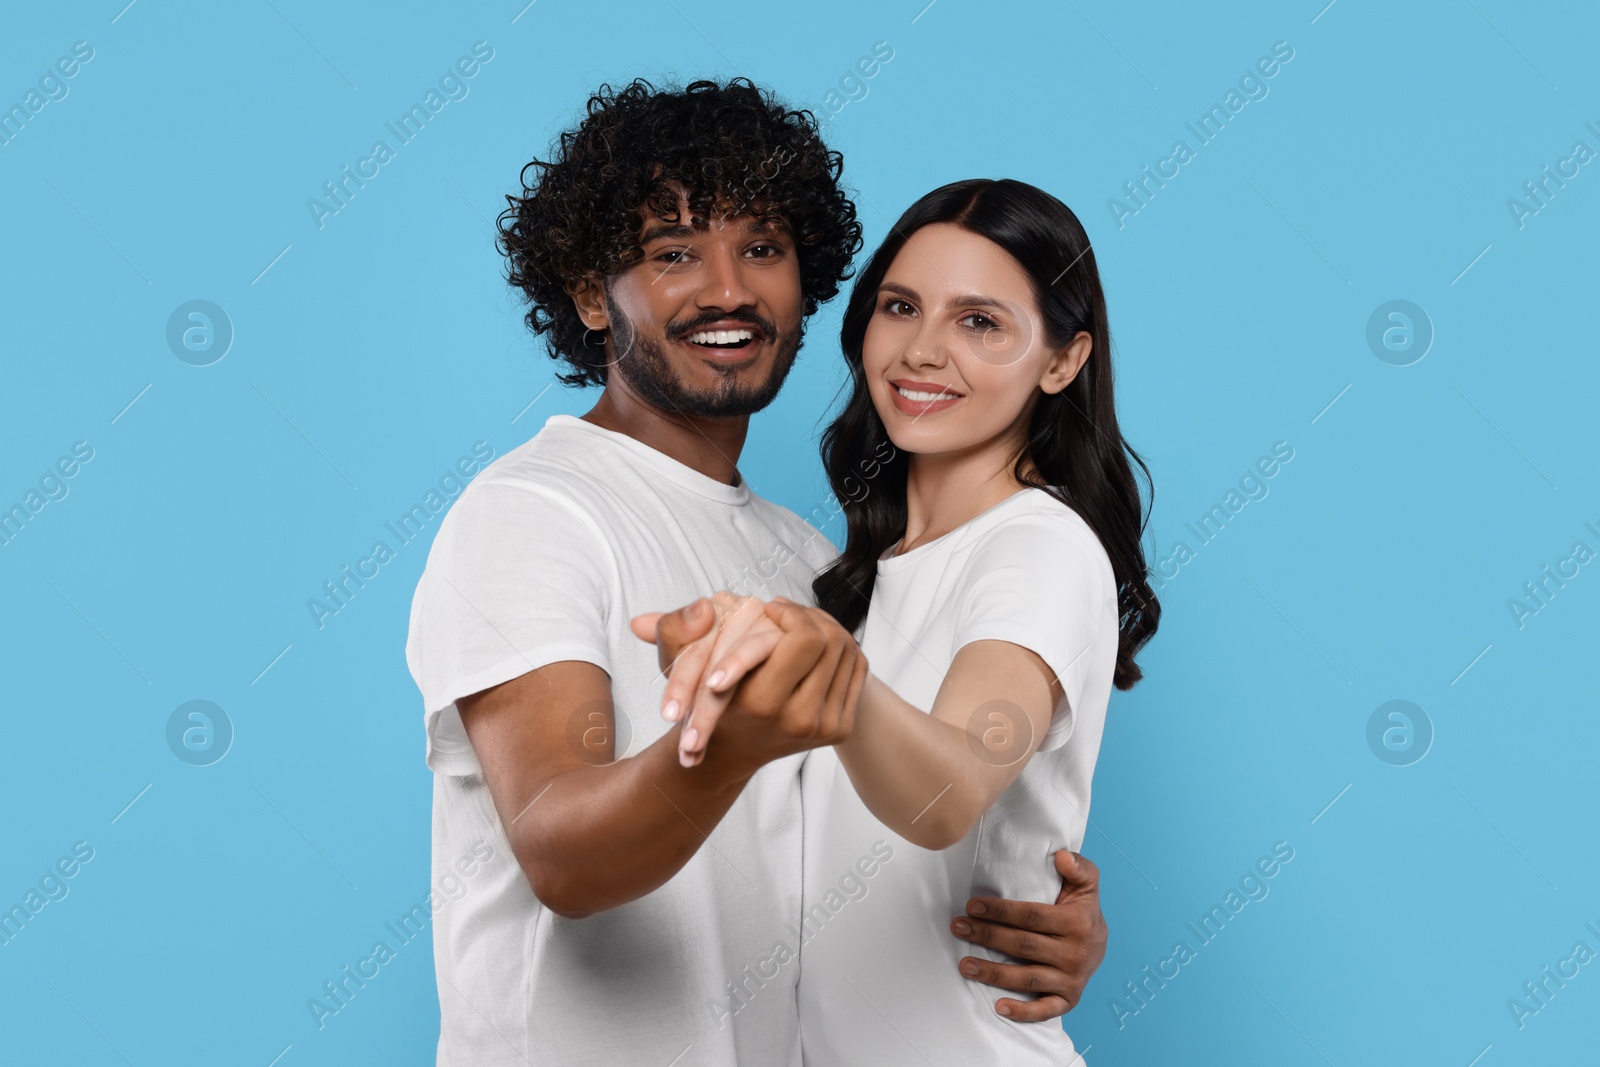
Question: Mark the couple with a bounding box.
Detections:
[405,77,1159,1065]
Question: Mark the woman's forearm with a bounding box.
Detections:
[834,674,1002,849]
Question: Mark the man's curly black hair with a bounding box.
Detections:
[496,77,863,389]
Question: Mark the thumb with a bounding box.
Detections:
[657,598,715,645]
[1053,849,1098,891]
[629,613,664,642]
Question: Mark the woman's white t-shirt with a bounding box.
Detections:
[797,486,1119,1066]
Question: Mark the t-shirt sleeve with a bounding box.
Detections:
[946,514,1115,752]
[405,479,616,776]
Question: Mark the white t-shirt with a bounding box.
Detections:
[405,413,839,1067]
[797,486,1119,1067]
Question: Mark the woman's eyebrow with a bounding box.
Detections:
[880,281,1007,311]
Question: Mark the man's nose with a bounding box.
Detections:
[695,245,758,310]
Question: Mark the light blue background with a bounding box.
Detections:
[3,1,1596,1063]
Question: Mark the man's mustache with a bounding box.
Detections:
[664,310,775,341]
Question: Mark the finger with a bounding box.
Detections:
[661,632,717,723]
[706,596,767,665]
[654,599,716,674]
[951,915,1060,966]
[679,660,746,767]
[679,688,732,768]
[675,600,771,746]
[685,599,764,710]
[1054,850,1101,897]
[629,613,664,642]
[680,613,767,765]
[838,651,868,739]
[681,618,782,764]
[955,955,1072,1014]
[738,605,828,710]
[962,896,1069,937]
[766,617,846,741]
[814,636,858,740]
[705,627,785,693]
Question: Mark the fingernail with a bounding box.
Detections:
[959,960,980,977]
[682,727,698,750]
[952,919,972,936]
[997,1004,1012,1017]
[707,670,726,689]
[969,901,988,916]
[663,699,680,722]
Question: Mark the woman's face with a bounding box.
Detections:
[861,223,1085,462]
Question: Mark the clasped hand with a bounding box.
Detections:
[629,592,864,770]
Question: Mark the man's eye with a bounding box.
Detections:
[657,249,690,264]
[747,243,780,258]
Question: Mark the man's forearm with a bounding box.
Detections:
[509,726,754,918]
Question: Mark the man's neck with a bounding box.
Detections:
[581,388,749,488]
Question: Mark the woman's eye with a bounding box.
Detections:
[881,298,914,316]
[959,312,998,331]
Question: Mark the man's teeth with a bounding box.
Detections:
[896,385,959,402]
[687,329,755,345]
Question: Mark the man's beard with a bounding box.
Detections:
[602,291,804,418]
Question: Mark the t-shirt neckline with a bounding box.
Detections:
[544,414,752,505]
[878,487,1041,572]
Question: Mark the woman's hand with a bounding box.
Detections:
[670,596,795,767]
[634,592,788,767]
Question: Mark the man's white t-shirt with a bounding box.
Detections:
[405,413,838,1066]
[797,486,1119,1066]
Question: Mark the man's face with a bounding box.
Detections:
[586,189,807,418]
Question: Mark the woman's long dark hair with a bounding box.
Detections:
[811,178,1160,690]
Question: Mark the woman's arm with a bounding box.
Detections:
[685,601,1064,850]
[833,638,1060,849]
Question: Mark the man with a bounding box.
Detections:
[404,77,1107,1065]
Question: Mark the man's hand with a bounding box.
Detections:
[950,849,1107,1020]
[632,595,866,773]
[629,597,718,677]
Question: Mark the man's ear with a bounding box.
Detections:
[1040,330,1092,396]
[568,275,609,331]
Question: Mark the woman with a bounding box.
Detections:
[652,178,1159,1064]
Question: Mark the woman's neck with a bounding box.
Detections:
[895,446,1034,557]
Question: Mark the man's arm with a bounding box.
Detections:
[951,849,1108,1020]
[458,599,864,919]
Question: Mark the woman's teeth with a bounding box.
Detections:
[895,385,959,401]
[688,329,755,346]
